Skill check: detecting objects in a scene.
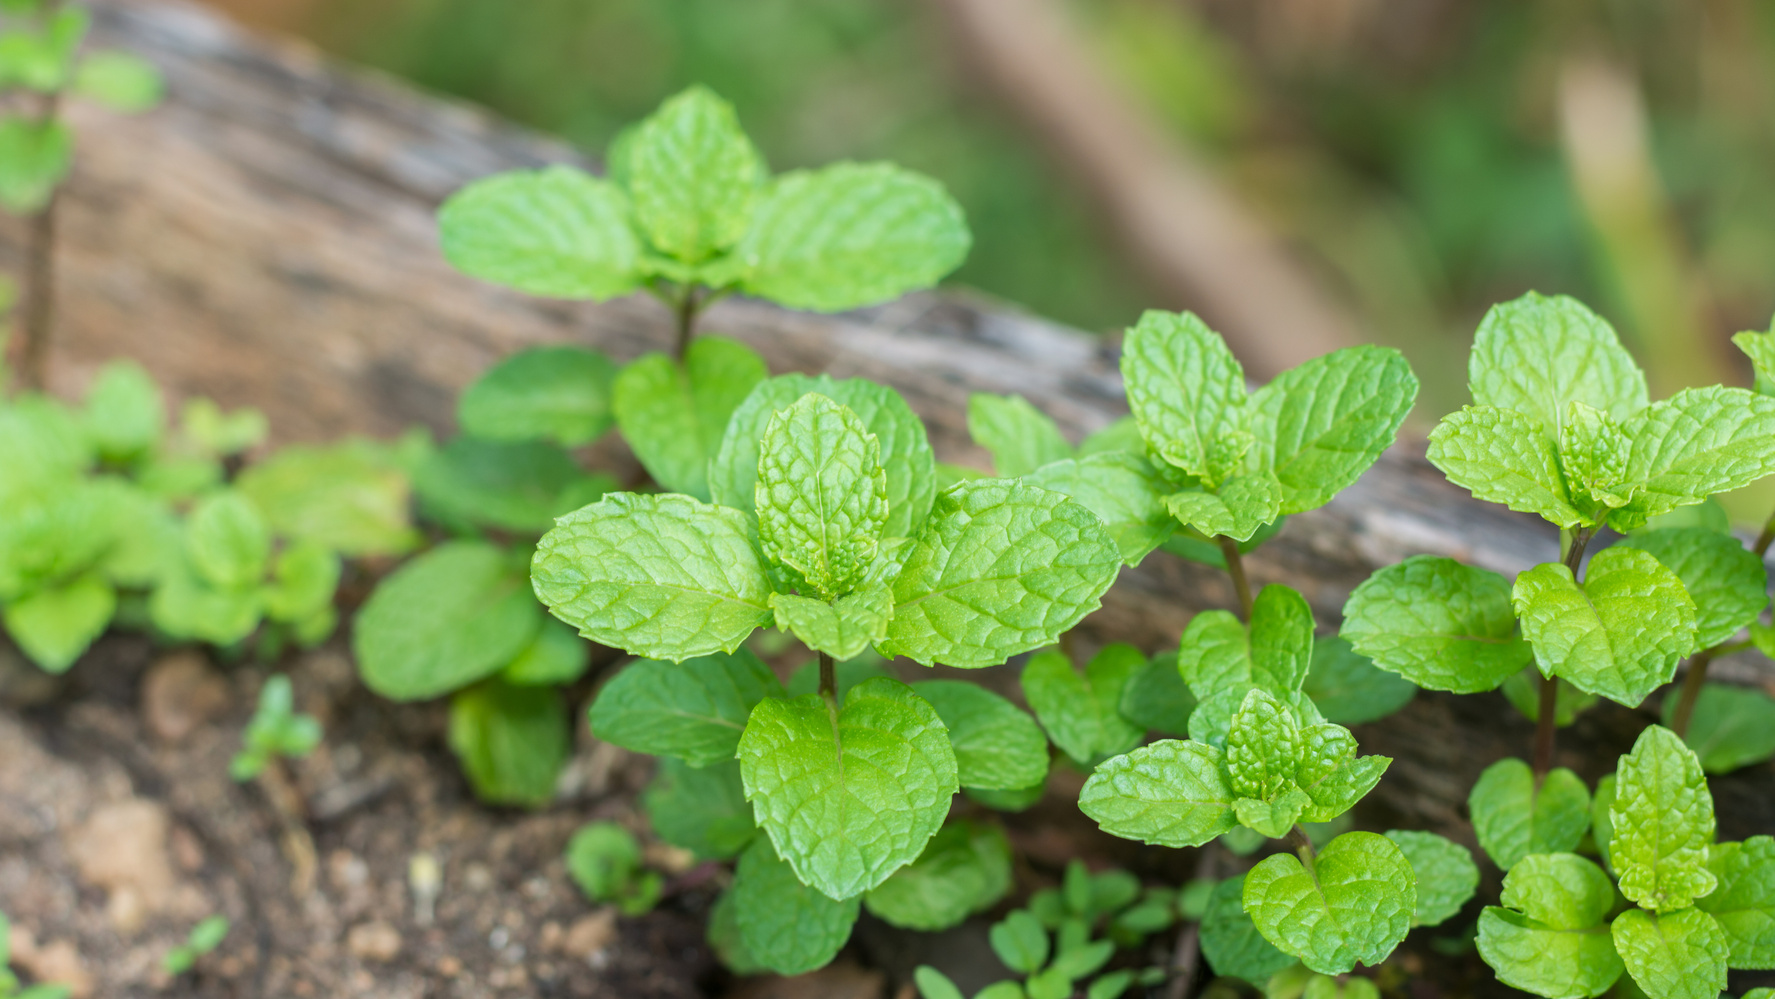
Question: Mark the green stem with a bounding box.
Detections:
[1534,526,1594,776]
[1285,824,1315,863]
[1216,535,1254,621]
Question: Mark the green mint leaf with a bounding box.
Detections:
[738,677,957,900]
[1502,668,1597,728]
[1592,773,1617,874]
[1079,416,1145,455]
[413,438,611,533]
[1662,684,1775,774]
[1695,836,1775,970]
[1292,722,1389,824]
[1234,789,1312,840]
[625,86,763,263]
[148,560,261,646]
[1468,292,1648,441]
[1476,852,1623,999]
[3,573,113,673]
[448,680,567,807]
[1512,547,1698,707]
[1559,401,1636,518]
[769,585,892,661]
[737,162,970,312]
[988,909,1050,974]
[0,117,70,214]
[180,397,267,458]
[1226,688,1299,801]
[532,492,773,662]
[643,758,757,861]
[711,374,935,538]
[1735,327,1775,395]
[757,393,889,598]
[1302,636,1416,725]
[613,336,768,500]
[706,884,765,974]
[729,838,860,975]
[1426,406,1585,527]
[1178,584,1313,702]
[1078,740,1237,848]
[499,617,589,686]
[72,49,162,112]
[1020,645,1144,766]
[1116,651,1196,736]
[1026,451,1176,565]
[1188,685,1324,750]
[968,392,1072,477]
[235,440,419,557]
[864,820,1012,932]
[1163,470,1282,542]
[1613,386,1775,528]
[588,648,781,766]
[913,966,965,999]
[262,541,341,626]
[1616,528,1765,649]
[1611,908,1729,999]
[565,821,645,902]
[354,541,540,701]
[1610,724,1717,912]
[458,346,619,446]
[82,360,163,461]
[186,491,270,589]
[880,480,1120,668]
[1121,310,1248,483]
[439,166,641,299]
[1248,345,1417,514]
[1468,758,1591,870]
[1384,830,1478,928]
[911,680,1049,791]
[1242,831,1415,975]
[1200,874,1298,986]
[1342,555,1530,693]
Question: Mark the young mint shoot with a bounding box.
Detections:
[564,822,662,917]
[230,674,321,781]
[161,915,229,976]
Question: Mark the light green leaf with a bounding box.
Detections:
[738,677,958,900]
[3,573,113,673]
[1592,774,1617,874]
[1234,789,1311,840]
[180,397,267,458]
[865,820,1012,931]
[499,617,588,686]
[1079,416,1145,456]
[185,491,269,590]
[1187,684,1324,750]
[1121,310,1248,483]
[613,336,769,500]
[148,560,261,646]
[1662,684,1775,774]
[1302,636,1416,725]
[1384,830,1478,927]
[1249,345,1417,514]
[1242,831,1415,975]
[458,346,619,446]
[1610,725,1717,912]
[1199,874,1297,986]
[711,374,935,538]
[1735,328,1775,396]
[1178,584,1314,702]
[1164,470,1282,542]
[756,393,889,598]
[880,480,1120,668]
[1026,451,1175,565]
[1342,555,1531,693]
[643,758,757,861]
[1512,548,1698,707]
[0,7,85,90]
[72,49,162,112]
[588,648,782,767]
[967,393,1072,477]
[626,86,763,263]
[0,116,70,214]
[1476,852,1623,999]
[911,680,1049,791]
[448,680,567,807]
[413,437,611,533]
[1611,908,1729,999]
[438,166,642,299]
[564,822,656,913]
[354,541,541,701]
[532,492,773,662]
[1468,758,1592,870]
[1468,292,1648,441]
[1226,688,1299,801]
[1426,406,1584,527]
[1615,386,1775,527]
[262,541,340,625]
[1115,651,1196,736]
[729,838,860,975]
[1021,645,1144,766]
[1559,401,1636,518]
[235,440,419,557]
[989,909,1050,974]
[738,162,970,311]
[1078,739,1237,848]
[82,360,163,461]
[769,585,892,661]
[913,966,966,999]
[1292,723,1389,824]
[1695,836,1775,969]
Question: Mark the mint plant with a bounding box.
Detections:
[230,674,321,781]
[564,822,661,917]
[161,915,229,976]
[0,0,161,390]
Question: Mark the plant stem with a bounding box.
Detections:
[1669,646,1716,740]
[1216,535,1253,620]
[15,98,61,392]
[818,651,836,703]
[672,284,700,361]
[1285,824,1315,861]
[1755,506,1775,559]
[1163,843,1220,999]
[1534,526,1594,777]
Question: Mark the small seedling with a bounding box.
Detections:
[161,915,228,975]
[230,674,321,781]
[564,822,661,917]
[0,911,69,999]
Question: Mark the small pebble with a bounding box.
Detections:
[346,921,402,962]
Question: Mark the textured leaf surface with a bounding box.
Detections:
[447,680,567,807]
[1476,852,1623,999]
[439,166,641,299]
[644,758,757,861]
[1611,908,1728,999]
[532,492,773,662]
[880,480,1120,668]
[864,820,1012,931]
[739,162,969,311]
[1302,636,1416,725]
[1342,555,1529,693]
[1385,830,1478,927]
[1512,548,1698,706]
[1249,345,1417,514]
[730,839,860,975]
[1226,689,1299,801]
[1242,831,1415,975]
[1610,725,1717,912]
[738,678,958,900]
[1695,836,1775,969]
[589,649,781,767]
[911,680,1049,791]
[1199,875,1298,986]
[1020,646,1144,766]
[1163,471,1281,542]
[1615,529,1766,649]
[1467,292,1647,440]
[968,393,1071,477]
[1468,758,1591,871]
[1026,451,1175,566]
[1292,723,1389,824]
[1121,310,1247,483]
[756,393,888,598]
[613,337,768,499]
[355,541,540,701]
[1662,684,1775,774]
[769,587,892,661]
[1178,585,1313,702]
[1078,740,1236,848]
[626,86,762,262]
[1426,406,1584,526]
[1616,386,1775,525]
[458,346,619,446]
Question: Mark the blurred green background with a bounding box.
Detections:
[212,0,1774,421]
